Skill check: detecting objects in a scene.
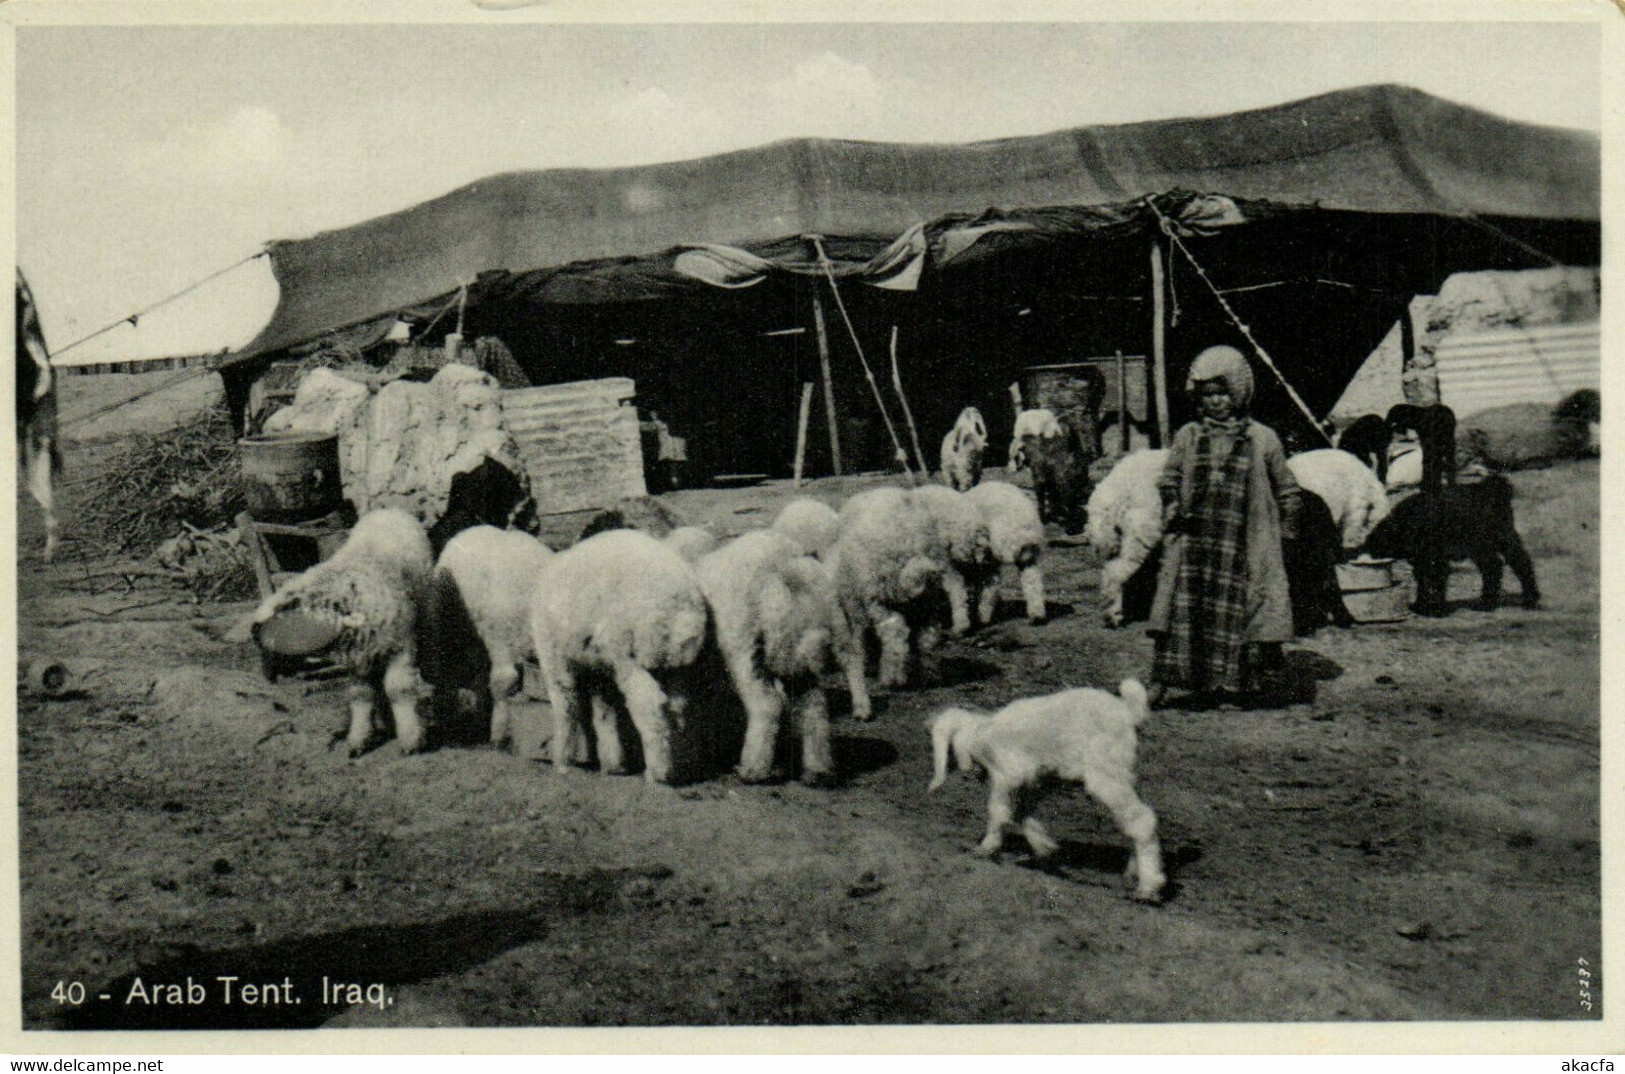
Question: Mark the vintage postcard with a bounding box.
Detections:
[2,0,1618,1057]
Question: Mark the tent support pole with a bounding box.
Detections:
[1399,300,1418,404]
[794,381,814,489]
[1149,235,1171,447]
[811,285,843,476]
[1115,349,1130,453]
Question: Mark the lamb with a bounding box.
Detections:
[528,528,711,783]
[940,405,988,491]
[1360,474,1539,617]
[421,525,553,748]
[251,508,434,756]
[1285,489,1355,635]
[695,530,870,785]
[426,455,537,557]
[907,483,998,636]
[664,526,720,562]
[1335,414,1392,483]
[1285,448,1391,552]
[829,487,946,689]
[927,680,1165,903]
[963,480,1047,624]
[771,498,841,558]
[1085,449,1170,627]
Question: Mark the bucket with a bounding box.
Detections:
[1335,558,1396,593]
[238,434,343,523]
[1340,583,1411,623]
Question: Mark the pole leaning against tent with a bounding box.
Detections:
[1149,234,1171,447]
[810,281,843,477]
[889,325,930,479]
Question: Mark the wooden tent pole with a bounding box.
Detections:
[793,381,814,489]
[811,284,843,476]
[1149,235,1171,447]
[1115,349,1129,453]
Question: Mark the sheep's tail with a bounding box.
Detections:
[1118,678,1151,726]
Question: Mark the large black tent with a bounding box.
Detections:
[220,83,1599,476]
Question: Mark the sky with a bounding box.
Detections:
[12,13,1606,365]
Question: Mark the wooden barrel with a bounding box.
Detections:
[238,434,343,523]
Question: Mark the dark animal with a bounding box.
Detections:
[1026,415,1093,536]
[1285,489,1355,636]
[15,270,61,561]
[1360,476,1539,617]
[426,456,536,556]
[577,494,683,544]
[1554,389,1600,458]
[1387,403,1457,492]
[1336,414,1392,483]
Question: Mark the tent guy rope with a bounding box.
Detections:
[1147,201,1333,444]
[52,251,269,358]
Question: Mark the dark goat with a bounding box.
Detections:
[1336,414,1392,483]
[1361,476,1539,617]
[427,457,536,557]
[1285,489,1355,636]
[1387,403,1457,492]
[1025,417,1092,536]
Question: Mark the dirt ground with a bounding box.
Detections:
[13,372,1602,1030]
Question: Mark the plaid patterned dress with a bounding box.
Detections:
[1152,425,1256,694]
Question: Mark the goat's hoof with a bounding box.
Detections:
[974,842,1001,859]
[1131,886,1167,905]
[801,768,837,789]
[346,743,368,760]
[736,766,774,784]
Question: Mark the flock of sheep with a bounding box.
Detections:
[244,392,1555,906]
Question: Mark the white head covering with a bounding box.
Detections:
[1186,345,1255,411]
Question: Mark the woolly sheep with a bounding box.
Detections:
[252,508,434,756]
[963,480,1047,624]
[927,679,1165,902]
[940,405,989,491]
[528,529,711,784]
[771,498,842,557]
[907,483,998,637]
[665,526,720,562]
[1085,449,1170,627]
[830,487,946,689]
[696,530,870,784]
[1286,449,1390,551]
[423,526,553,748]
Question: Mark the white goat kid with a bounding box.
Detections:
[927,679,1165,902]
[940,405,989,492]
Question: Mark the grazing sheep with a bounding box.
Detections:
[1555,389,1601,457]
[1007,408,1060,473]
[696,531,869,784]
[1285,449,1391,552]
[1085,449,1171,627]
[963,480,1047,623]
[830,487,946,689]
[927,680,1165,903]
[251,508,434,756]
[907,484,998,636]
[1459,395,1600,472]
[665,526,720,562]
[1024,414,1094,535]
[1335,414,1392,483]
[1285,490,1355,635]
[422,526,553,747]
[1361,475,1539,616]
[771,498,841,558]
[940,405,989,491]
[528,529,711,783]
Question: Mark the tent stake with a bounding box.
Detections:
[889,326,930,481]
[1149,235,1171,447]
[794,381,814,489]
[810,284,843,476]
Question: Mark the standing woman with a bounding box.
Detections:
[1146,345,1300,708]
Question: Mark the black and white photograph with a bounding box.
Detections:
[4,1,1613,1050]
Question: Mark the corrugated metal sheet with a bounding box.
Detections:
[501,378,646,515]
[1434,323,1599,418]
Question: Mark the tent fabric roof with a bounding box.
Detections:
[235,84,1599,361]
